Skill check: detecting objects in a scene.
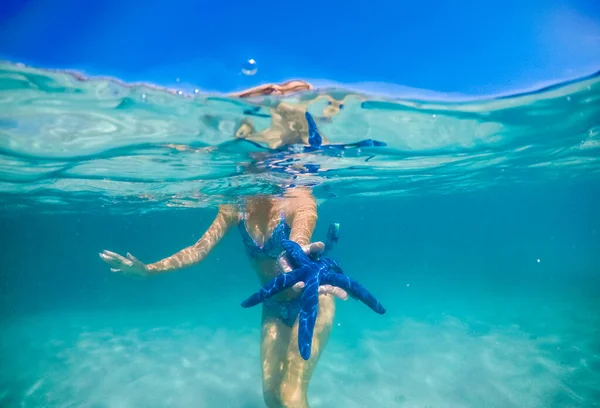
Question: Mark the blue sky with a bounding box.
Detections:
[1,0,599,96]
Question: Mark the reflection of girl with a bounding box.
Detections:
[101,80,349,408]
[233,80,361,149]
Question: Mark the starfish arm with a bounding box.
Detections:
[281,239,312,269]
[241,270,300,308]
[297,274,320,360]
[323,223,340,256]
[352,139,387,148]
[305,111,323,147]
[321,139,388,151]
[321,273,386,314]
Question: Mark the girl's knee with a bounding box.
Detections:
[263,391,281,408]
[263,388,307,408]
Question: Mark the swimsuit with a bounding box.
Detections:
[238,212,290,260]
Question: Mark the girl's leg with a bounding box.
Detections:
[280,295,336,408]
[260,295,336,408]
[260,306,292,408]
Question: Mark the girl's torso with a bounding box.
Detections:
[237,199,292,283]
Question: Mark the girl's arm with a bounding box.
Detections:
[147,205,239,274]
[100,205,240,277]
[286,188,318,246]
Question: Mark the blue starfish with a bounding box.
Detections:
[241,238,386,360]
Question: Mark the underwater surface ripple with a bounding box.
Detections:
[1,62,599,212]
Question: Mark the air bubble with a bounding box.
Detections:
[177,90,183,96]
[175,77,181,83]
[566,96,571,102]
[194,89,199,94]
[242,59,258,76]
[141,93,146,100]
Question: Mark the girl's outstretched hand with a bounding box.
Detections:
[278,241,349,300]
[99,250,149,279]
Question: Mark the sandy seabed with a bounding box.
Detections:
[1,301,597,408]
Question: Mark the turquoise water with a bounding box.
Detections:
[1,62,599,407]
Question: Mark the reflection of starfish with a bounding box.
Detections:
[304,111,387,150]
[230,111,387,176]
[241,239,386,360]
